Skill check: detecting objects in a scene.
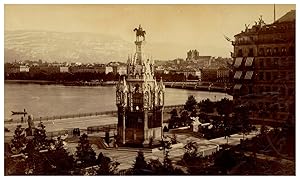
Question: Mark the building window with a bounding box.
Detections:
[288,72,294,81]
[259,72,264,80]
[273,47,279,56]
[259,86,264,94]
[272,86,278,92]
[248,48,254,56]
[280,87,285,96]
[279,72,286,80]
[266,48,272,56]
[248,86,253,94]
[259,48,265,56]
[265,72,271,81]
[133,91,143,111]
[258,102,264,109]
[266,58,272,66]
[273,72,278,80]
[278,57,285,66]
[273,58,279,67]
[281,47,287,55]
[259,59,264,68]
[237,49,243,57]
[288,88,294,96]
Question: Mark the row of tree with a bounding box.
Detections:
[184,95,233,114]
[167,96,254,141]
[168,96,234,128]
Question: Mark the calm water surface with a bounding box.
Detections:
[4,83,232,120]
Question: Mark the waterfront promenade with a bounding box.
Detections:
[4,104,185,140]
[5,104,184,124]
[4,105,260,171]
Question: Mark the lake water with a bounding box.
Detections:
[4,83,232,120]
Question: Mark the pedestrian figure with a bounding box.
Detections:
[21,116,24,123]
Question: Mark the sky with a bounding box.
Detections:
[4,4,296,60]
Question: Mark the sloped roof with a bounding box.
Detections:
[275,10,295,23]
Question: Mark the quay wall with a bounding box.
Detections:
[5,104,185,124]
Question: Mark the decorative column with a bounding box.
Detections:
[122,108,126,144]
[143,108,149,146]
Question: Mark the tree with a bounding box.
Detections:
[46,137,75,175]
[234,105,251,140]
[185,95,197,111]
[216,98,233,117]
[96,155,120,175]
[169,109,179,128]
[33,122,48,150]
[147,152,184,175]
[214,149,237,174]
[10,125,27,154]
[180,110,190,126]
[170,109,178,120]
[75,133,96,167]
[190,109,198,118]
[24,140,53,175]
[132,151,149,174]
[198,98,215,113]
[96,152,105,165]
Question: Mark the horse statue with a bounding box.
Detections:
[134,25,146,41]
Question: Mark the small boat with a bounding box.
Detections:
[11,111,27,115]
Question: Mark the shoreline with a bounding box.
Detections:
[5,80,59,85]
[4,80,116,86]
[4,80,230,93]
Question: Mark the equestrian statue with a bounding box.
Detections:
[134,25,146,41]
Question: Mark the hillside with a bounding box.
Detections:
[4,30,133,63]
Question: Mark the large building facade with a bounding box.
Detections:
[231,10,295,125]
[116,25,165,146]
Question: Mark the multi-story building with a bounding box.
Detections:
[70,66,113,74]
[5,65,30,74]
[30,66,60,74]
[217,67,231,83]
[201,68,218,82]
[59,66,69,73]
[105,66,113,74]
[172,68,201,79]
[112,65,127,75]
[231,10,295,126]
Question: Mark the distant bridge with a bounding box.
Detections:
[164,81,231,93]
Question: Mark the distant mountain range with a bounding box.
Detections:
[4,30,139,63]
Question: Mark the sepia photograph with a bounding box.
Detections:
[3,2,296,176]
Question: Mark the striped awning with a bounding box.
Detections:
[234,71,243,79]
[233,84,242,90]
[244,71,254,79]
[234,57,243,68]
[245,57,254,66]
